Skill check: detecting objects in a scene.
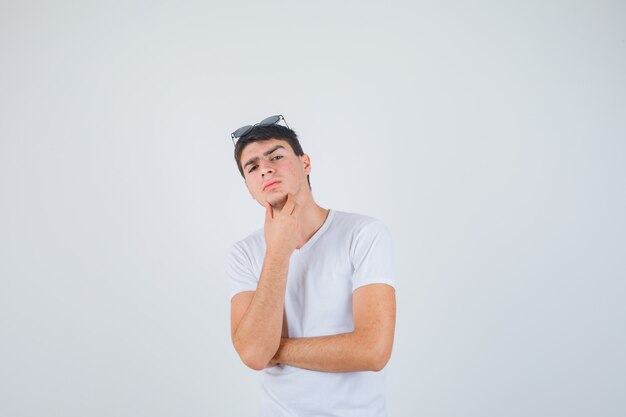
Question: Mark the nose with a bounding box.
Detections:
[260,162,274,177]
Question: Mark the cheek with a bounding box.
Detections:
[284,161,299,175]
[244,177,256,192]
[250,177,264,192]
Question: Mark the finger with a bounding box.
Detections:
[282,193,296,215]
[263,201,273,220]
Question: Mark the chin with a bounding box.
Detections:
[269,193,288,208]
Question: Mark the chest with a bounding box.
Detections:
[283,243,356,337]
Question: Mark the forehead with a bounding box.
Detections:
[239,138,293,162]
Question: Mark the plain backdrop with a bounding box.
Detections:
[1,1,625,416]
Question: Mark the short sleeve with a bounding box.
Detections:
[226,242,259,300]
[350,220,396,291]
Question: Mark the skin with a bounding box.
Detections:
[230,138,396,372]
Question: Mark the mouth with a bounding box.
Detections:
[263,180,281,191]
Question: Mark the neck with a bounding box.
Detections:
[296,204,330,249]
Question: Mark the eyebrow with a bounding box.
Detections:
[243,145,286,170]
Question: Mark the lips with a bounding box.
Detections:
[263,180,281,191]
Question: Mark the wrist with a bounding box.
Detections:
[265,249,293,265]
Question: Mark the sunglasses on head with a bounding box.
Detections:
[230,114,289,146]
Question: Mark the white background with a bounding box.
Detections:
[1,1,625,416]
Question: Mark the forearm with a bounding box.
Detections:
[273,331,391,373]
[233,253,290,369]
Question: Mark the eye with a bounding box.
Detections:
[248,165,258,173]
[272,155,283,161]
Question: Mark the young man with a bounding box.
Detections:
[226,115,396,417]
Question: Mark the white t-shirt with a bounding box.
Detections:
[226,209,396,417]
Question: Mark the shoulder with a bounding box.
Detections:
[229,227,265,259]
[331,210,390,235]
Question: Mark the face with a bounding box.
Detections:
[239,138,311,209]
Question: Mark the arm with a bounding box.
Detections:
[230,194,300,371]
[271,283,396,372]
[230,254,290,370]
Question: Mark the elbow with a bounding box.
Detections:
[367,342,393,372]
[240,351,270,371]
[369,354,390,372]
[234,340,276,371]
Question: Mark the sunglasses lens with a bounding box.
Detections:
[258,115,281,126]
[232,125,253,138]
[231,115,285,146]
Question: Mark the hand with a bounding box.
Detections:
[263,193,301,258]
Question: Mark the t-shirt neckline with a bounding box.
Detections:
[294,209,335,253]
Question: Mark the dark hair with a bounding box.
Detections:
[234,125,311,189]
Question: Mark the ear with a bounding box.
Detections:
[301,153,311,175]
